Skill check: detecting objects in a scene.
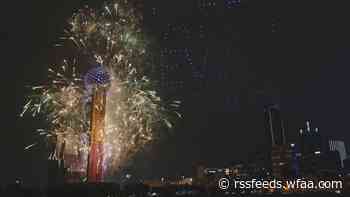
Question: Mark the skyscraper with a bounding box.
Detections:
[264,104,290,178]
[297,121,344,176]
[264,104,286,146]
[298,121,322,176]
[299,121,322,156]
[329,140,347,168]
[290,143,301,177]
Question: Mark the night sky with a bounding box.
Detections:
[3,0,350,186]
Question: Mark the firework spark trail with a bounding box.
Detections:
[21,0,181,180]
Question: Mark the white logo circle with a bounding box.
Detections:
[218,178,230,190]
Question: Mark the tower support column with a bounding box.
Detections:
[87,86,107,182]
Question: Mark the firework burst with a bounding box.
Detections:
[21,0,181,180]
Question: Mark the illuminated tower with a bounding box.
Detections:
[264,104,286,146]
[264,104,289,178]
[85,66,110,182]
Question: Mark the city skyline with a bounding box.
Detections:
[4,0,350,186]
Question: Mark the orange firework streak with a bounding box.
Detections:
[87,85,107,182]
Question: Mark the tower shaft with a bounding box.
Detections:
[87,86,107,182]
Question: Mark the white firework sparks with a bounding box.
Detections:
[21,0,181,180]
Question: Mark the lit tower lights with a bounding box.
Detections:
[20,1,181,183]
[84,66,110,182]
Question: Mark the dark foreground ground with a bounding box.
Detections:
[1,183,348,197]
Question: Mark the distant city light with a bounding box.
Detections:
[225,0,241,8]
